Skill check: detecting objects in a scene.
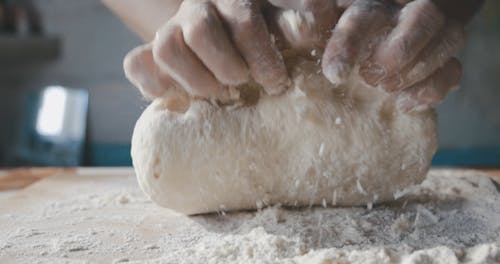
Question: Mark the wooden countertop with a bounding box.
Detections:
[0,168,145,191]
[0,167,498,263]
[0,167,78,191]
[0,167,500,191]
[0,167,499,192]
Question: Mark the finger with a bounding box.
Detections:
[268,0,336,17]
[336,0,356,10]
[123,44,175,99]
[394,0,413,5]
[214,0,290,95]
[267,0,339,50]
[380,20,465,92]
[153,22,228,100]
[360,0,445,86]
[322,0,394,86]
[181,2,249,86]
[396,58,462,113]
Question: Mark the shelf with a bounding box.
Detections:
[0,35,61,64]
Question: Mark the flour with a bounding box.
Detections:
[0,169,498,263]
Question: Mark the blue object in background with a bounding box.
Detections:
[433,148,500,167]
[85,143,132,167]
[3,86,89,166]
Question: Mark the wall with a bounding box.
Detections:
[434,2,500,165]
[0,0,145,165]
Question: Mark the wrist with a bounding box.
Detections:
[103,0,183,41]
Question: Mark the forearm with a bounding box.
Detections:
[102,0,183,41]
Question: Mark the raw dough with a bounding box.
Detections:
[131,56,438,215]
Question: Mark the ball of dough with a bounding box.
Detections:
[131,57,437,215]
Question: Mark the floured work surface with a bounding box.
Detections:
[0,169,499,263]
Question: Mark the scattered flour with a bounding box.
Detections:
[0,169,498,263]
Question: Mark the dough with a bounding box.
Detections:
[131,57,438,215]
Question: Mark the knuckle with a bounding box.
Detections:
[394,37,413,58]
[182,4,216,44]
[433,90,446,103]
[302,0,334,12]
[428,83,447,102]
[235,10,259,32]
[123,48,141,75]
[433,96,445,104]
[302,0,316,9]
[432,25,464,66]
[448,58,463,78]
[352,0,388,12]
[436,22,465,57]
[154,27,182,65]
[419,86,444,104]
[413,0,444,21]
[442,58,462,88]
[447,21,465,46]
[411,9,444,40]
[218,0,255,23]
[183,24,205,45]
[380,36,411,70]
[123,45,150,81]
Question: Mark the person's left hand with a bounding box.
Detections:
[124,0,340,104]
[322,0,465,112]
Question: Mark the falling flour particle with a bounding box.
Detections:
[356,179,368,195]
[332,191,338,206]
[318,143,325,157]
[335,117,342,125]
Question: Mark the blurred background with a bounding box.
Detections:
[0,0,498,168]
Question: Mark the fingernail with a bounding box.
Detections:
[217,86,235,103]
[360,63,386,86]
[218,90,229,102]
[323,62,349,86]
[268,78,291,96]
[380,76,402,92]
[396,94,420,113]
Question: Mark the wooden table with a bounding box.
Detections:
[0,167,498,263]
[1,167,498,192]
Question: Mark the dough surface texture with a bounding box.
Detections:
[131,57,438,215]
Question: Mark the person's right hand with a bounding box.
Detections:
[124,0,341,103]
[321,0,466,112]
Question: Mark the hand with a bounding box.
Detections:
[265,0,339,51]
[125,0,296,102]
[125,0,343,102]
[322,0,465,112]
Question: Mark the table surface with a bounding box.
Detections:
[0,167,498,193]
[0,167,499,263]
